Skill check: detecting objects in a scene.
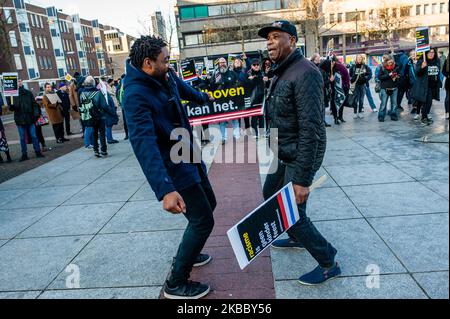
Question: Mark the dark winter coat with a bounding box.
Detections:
[443,58,449,92]
[245,69,265,106]
[265,49,327,188]
[349,64,371,86]
[9,87,40,126]
[378,66,400,90]
[57,90,71,116]
[410,57,442,103]
[123,60,210,201]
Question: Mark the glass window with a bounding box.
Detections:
[195,6,208,18]
[440,2,445,13]
[400,6,412,17]
[39,36,44,49]
[337,13,343,23]
[424,4,431,14]
[432,3,438,14]
[329,13,335,24]
[185,34,200,46]
[9,31,17,47]
[440,26,447,35]
[416,5,422,15]
[3,9,13,24]
[34,36,39,48]
[44,37,48,49]
[14,54,22,70]
[180,7,195,19]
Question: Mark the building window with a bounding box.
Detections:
[432,3,438,14]
[9,31,18,47]
[14,54,22,70]
[329,13,335,24]
[400,6,412,17]
[439,25,447,35]
[3,9,14,24]
[19,23,27,32]
[416,5,422,15]
[440,2,445,13]
[184,33,203,46]
[424,4,431,15]
[337,13,343,23]
[180,5,208,20]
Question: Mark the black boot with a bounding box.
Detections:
[36,152,45,158]
[20,154,29,162]
[334,118,340,125]
[338,117,346,123]
[6,151,12,163]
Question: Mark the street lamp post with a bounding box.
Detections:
[355,8,359,51]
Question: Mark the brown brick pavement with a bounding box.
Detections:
[189,136,276,299]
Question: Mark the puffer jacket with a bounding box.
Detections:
[266,49,327,188]
[9,87,40,126]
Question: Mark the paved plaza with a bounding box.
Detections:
[0,99,448,299]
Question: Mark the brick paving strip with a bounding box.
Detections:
[160,135,276,299]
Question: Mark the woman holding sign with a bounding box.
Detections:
[410,48,442,126]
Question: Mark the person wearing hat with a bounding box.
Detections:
[57,82,73,136]
[245,58,266,137]
[259,20,341,285]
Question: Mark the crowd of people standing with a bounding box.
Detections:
[311,48,449,127]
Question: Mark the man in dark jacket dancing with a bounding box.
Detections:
[259,21,341,285]
[123,36,215,299]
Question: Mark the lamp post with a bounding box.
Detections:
[355,8,359,51]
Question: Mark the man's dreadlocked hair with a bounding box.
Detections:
[129,35,167,68]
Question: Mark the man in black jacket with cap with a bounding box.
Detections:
[259,21,341,285]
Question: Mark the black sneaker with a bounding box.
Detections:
[101,151,108,157]
[62,138,70,142]
[36,152,45,158]
[20,155,29,162]
[163,280,210,300]
[193,254,212,267]
[94,151,102,158]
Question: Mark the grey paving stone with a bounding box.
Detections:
[39,286,162,299]
[271,219,406,280]
[368,214,449,273]
[322,138,365,152]
[421,179,449,200]
[322,148,385,167]
[0,189,27,205]
[64,181,142,205]
[370,143,448,162]
[2,185,86,209]
[343,182,449,217]
[0,171,51,191]
[350,136,412,149]
[413,272,449,299]
[0,236,92,291]
[94,167,146,184]
[113,156,141,169]
[275,274,427,299]
[314,167,338,189]
[0,291,40,299]
[307,187,362,221]
[18,203,125,238]
[48,231,184,289]
[392,159,449,182]
[325,163,414,186]
[101,201,186,234]
[129,182,158,202]
[0,207,55,239]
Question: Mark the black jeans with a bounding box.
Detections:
[353,85,365,114]
[122,108,128,137]
[263,159,337,268]
[52,123,64,141]
[417,89,434,120]
[251,116,265,135]
[63,112,71,134]
[169,172,216,286]
[92,119,107,153]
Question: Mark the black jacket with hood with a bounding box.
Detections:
[266,49,327,188]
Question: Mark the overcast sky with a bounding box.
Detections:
[28,0,177,38]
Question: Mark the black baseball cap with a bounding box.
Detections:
[258,20,298,41]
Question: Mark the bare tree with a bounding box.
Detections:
[165,12,177,56]
[361,1,411,52]
[0,1,17,71]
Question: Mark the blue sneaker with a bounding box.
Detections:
[271,238,305,250]
[298,262,342,286]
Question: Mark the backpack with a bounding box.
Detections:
[79,91,100,122]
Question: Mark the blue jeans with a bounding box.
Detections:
[106,125,114,142]
[365,86,377,110]
[84,126,93,147]
[263,160,337,268]
[219,120,240,141]
[379,89,398,120]
[17,124,40,156]
[353,84,366,113]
